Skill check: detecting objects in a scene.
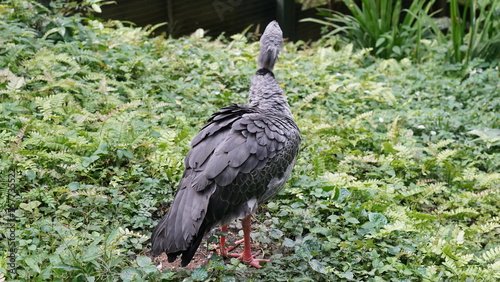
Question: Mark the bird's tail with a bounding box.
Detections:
[151,182,216,266]
[151,209,210,266]
[257,21,283,71]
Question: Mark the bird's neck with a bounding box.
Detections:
[249,90,292,117]
[248,70,292,117]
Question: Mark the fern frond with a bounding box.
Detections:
[0,130,16,149]
[370,220,417,237]
[393,144,417,159]
[386,116,401,141]
[58,164,79,171]
[349,111,373,126]
[417,178,436,184]
[435,149,457,164]
[469,220,500,234]
[22,47,80,73]
[477,173,500,187]
[443,255,459,273]
[67,189,107,199]
[490,260,500,272]
[362,85,397,106]
[310,123,335,132]
[443,207,479,217]
[96,100,142,122]
[423,182,447,197]
[67,46,104,65]
[385,206,410,221]
[364,179,386,186]
[83,72,106,81]
[455,168,500,189]
[455,230,465,245]
[15,124,27,149]
[34,93,69,120]
[399,185,425,198]
[339,154,378,166]
[118,227,148,239]
[428,139,455,151]
[323,172,358,187]
[380,88,397,106]
[1,45,27,68]
[299,91,323,109]
[456,167,481,182]
[151,102,171,109]
[476,246,500,264]
[467,188,499,198]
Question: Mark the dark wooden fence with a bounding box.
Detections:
[98,0,345,41]
[39,1,455,41]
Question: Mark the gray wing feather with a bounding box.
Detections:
[246,123,259,133]
[223,134,246,152]
[152,107,295,245]
[188,129,225,168]
[215,166,239,186]
[238,154,260,173]
[227,144,251,167]
[256,131,267,145]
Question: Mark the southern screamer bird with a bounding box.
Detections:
[151,21,301,268]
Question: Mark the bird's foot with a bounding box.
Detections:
[212,239,244,257]
[233,251,271,268]
[213,239,269,268]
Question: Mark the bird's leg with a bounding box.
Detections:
[218,225,229,257]
[213,216,269,268]
[213,225,242,257]
[231,214,270,268]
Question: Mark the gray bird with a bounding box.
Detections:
[151,21,301,268]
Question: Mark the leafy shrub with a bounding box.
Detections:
[421,0,500,64]
[302,0,437,60]
[305,0,500,65]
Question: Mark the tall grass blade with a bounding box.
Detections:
[449,0,464,63]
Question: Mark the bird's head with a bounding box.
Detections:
[258,21,283,71]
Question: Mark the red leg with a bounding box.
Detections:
[233,214,271,268]
[218,225,228,257]
[212,216,270,268]
[213,225,242,257]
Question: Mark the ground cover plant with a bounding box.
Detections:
[0,0,499,281]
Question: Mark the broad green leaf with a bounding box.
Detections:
[24,257,41,273]
[191,267,209,281]
[120,268,140,281]
[309,259,327,274]
[81,245,100,262]
[136,256,152,268]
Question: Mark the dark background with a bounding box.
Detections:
[38,0,454,41]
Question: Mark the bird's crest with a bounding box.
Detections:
[257,21,283,71]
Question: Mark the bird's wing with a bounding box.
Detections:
[151,105,245,256]
[190,105,299,225]
[189,105,294,191]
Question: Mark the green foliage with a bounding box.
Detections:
[305,0,500,64]
[302,0,436,60]
[1,0,499,281]
[422,0,500,64]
